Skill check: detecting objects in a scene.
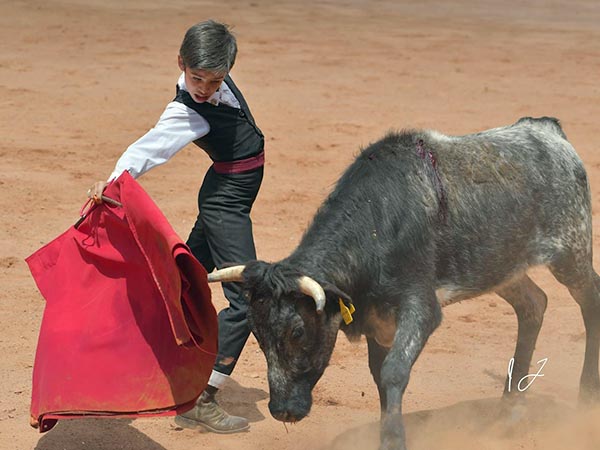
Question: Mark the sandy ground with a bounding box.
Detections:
[2,0,600,449]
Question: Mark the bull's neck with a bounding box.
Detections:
[283,229,367,298]
[282,181,381,299]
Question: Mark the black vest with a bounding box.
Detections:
[174,75,264,162]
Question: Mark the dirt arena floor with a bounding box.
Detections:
[2,0,600,449]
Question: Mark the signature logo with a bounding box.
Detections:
[507,357,548,392]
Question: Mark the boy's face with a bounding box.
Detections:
[178,55,226,103]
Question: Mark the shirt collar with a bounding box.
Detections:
[177,72,223,106]
[207,89,222,106]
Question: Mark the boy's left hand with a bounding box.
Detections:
[87,181,108,204]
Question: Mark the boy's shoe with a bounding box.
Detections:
[175,396,249,434]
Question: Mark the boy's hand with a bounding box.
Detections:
[87,181,108,204]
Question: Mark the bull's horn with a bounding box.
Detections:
[207,265,246,283]
[298,276,326,313]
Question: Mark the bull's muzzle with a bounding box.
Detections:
[268,401,309,423]
[267,383,313,424]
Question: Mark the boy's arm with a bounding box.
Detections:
[108,102,209,181]
[88,102,209,202]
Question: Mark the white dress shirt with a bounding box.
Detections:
[108,73,241,181]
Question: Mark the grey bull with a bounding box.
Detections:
[208,117,600,450]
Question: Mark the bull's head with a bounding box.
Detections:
[208,261,350,423]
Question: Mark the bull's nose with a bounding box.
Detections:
[268,392,312,423]
[271,409,301,423]
[269,401,308,423]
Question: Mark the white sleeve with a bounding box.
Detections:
[108,101,210,181]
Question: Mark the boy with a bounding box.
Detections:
[89,20,264,434]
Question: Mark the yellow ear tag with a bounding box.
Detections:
[339,298,356,325]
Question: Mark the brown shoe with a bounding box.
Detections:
[175,395,249,434]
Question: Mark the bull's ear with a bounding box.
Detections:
[321,282,353,314]
[322,282,360,338]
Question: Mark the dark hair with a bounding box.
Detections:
[179,20,237,73]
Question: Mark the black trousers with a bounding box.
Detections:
[186,166,263,377]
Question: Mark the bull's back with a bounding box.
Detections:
[300,118,590,298]
[429,117,591,291]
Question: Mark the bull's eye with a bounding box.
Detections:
[291,326,304,340]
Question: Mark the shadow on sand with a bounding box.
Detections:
[33,380,269,450]
[215,377,270,423]
[34,418,166,450]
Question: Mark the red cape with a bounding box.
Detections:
[26,172,218,432]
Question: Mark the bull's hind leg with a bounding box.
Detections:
[549,254,600,403]
[496,275,548,396]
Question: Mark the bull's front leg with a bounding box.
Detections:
[367,337,390,416]
[379,293,442,450]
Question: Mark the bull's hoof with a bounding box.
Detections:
[578,387,600,407]
[379,438,407,450]
[504,402,528,425]
[499,395,528,425]
[380,427,407,450]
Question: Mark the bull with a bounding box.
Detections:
[208,117,600,450]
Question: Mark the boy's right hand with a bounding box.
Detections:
[87,181,108,204]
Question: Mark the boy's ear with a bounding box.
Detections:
[177,55,185,71]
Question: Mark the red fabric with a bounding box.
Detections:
[26,171,218,432]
